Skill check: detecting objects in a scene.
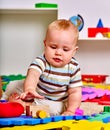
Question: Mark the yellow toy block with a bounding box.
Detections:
[37,110,48,118]
[108,32,110,38]
[103,32,110,38]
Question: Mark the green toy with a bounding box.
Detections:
[35,3,58,8]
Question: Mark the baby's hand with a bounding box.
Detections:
[61,110,74,116]
[20,89,44,101]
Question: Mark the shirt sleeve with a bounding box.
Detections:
[69,63,83,88]
[29,55,46,74]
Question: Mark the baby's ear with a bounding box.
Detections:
[75,46,79,51]
[43,40,46,46]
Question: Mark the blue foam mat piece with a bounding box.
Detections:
[1,113,110,127]
[0,115,89,126]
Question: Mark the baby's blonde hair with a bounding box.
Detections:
[45,19,79,42]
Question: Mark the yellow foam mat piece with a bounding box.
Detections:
[83,82,110,89]
[2,120,110,130]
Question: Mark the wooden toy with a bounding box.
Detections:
[26,105,50,118]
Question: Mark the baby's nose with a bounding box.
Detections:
[55,49,62,55]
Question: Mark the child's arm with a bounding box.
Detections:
[20,68,44,100]
[62,86,82,115]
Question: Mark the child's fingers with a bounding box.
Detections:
[20,91,44,101]
[34,92,44,99]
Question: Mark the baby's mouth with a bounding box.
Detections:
[53,58,62,62]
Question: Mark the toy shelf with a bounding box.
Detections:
[0,8,58,14]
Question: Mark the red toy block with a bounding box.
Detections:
[88,27,110,37]
[82,74,108,83]
[0,102,24,118]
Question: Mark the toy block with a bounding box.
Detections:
[37,110,48,118]
[103,32,110,38]
[88,27,110,37]
[35,3,58,8]
[75,108,84,115]
[97,19,104,28]
[82,74,108,83]
[107,32,110,38]
[26,105,50,118]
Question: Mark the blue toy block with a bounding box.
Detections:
[96,18,104,28]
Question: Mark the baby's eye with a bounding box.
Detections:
[50,45,57,49]
[63,48,69,51]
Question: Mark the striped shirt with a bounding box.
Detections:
[29,54,82,101]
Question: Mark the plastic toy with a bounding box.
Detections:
[82,74,108,83]
[25,105,83,118]
[69,14,84,31]
[88,19,110,38]
[103,106,110,112]
[35,3,58,8]
[37,110,48,118]
[0,102,24,118]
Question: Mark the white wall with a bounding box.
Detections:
[75,40,110,75]
[0,11,57,75]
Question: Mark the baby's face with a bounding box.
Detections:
[44,29,78,68]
